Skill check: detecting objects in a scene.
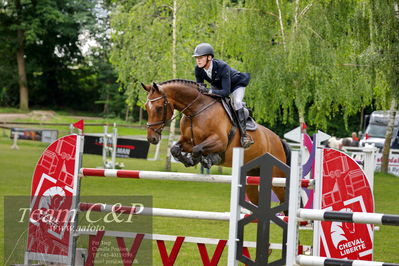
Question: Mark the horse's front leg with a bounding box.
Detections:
[170,140,200,167]
[192,135,226,168]
[170,141,192,167]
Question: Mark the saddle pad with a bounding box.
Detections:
[220,98,257,131]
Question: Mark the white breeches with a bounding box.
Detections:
[230,87,245,110]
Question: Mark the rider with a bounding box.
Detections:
[192,42,254,148]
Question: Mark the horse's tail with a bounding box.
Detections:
[281,138,291,166]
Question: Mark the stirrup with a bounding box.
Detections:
[241,134,254,149]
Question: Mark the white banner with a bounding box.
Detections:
[375,152,399,177]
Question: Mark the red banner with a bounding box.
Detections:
[320,149,374,260]
[26,135,78,263]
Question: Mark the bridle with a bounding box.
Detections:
[146,89,203,135]
[146,94,172,135]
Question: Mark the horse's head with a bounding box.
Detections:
[142,82,174,144]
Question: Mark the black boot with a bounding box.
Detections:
[237,108,254,148]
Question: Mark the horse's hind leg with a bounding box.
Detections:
[192,135,226,167]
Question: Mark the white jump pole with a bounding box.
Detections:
[297,209,399,226]
[68,133,84,266]
[149,141,162,161]
[296,255,395,266]
[363,144,377,190]
[227,147,244,266]
[80,168,314,188]
[102,125,109,168]
[111,123,117,168]
[78,202,308,225]
[311,131,329,256]
[102,125,117,169]
[286,151,302,265]
[11,131,19,150]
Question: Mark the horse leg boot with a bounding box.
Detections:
[237,108,254,148]
[200,153,222,169]
[171,142,197,167]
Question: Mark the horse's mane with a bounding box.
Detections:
[158,79,199,88]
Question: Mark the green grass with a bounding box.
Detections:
[0,107,26,113]
[1,115,399,264]
[1,118,148,140]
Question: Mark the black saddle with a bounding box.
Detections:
[220,97,257,131]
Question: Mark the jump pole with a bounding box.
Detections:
[102,124,117,169]
[69,134,84,266]
[286,150,301,266]
[78,202,310,225]
[80,168,314,188]
[227,147,243,266]
[296,255,398,266]
[297,209,399,226]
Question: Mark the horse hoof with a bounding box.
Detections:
[170,145,181,157]
[210,153,222,165]
[182,156,197,167]
[184,160,194,167]
[201,161,212,169]
[200,157,212,169]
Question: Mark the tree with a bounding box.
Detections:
[225,1,375,132]
[0,0,30,110]
[0,0,98,111]
[110,0,220,170]
[88,0,125,118]
[366,0,399,173]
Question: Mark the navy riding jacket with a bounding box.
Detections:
[194,59,250,97]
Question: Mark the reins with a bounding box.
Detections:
[185,98,218,146]
[146,88,213,138]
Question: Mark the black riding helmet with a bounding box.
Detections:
[192,43,214,58]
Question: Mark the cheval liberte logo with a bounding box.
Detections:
[330,208,368,257]
[320,149,374,260]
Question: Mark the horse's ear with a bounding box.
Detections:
[141,82,151,92]
[152,82,160,92]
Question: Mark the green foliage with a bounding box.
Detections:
[368,1,399,98]
[1,0,398,136]
[86,1,126,118]
[110,0,171,105]
[110,0,222,107]
[0,0,110,112]
[109,0,393,135]
[237,1,373,131]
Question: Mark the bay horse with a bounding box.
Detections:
[141,79,290,205]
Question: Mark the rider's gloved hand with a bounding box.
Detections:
[198,83,209,94]
[209,86,219,94]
